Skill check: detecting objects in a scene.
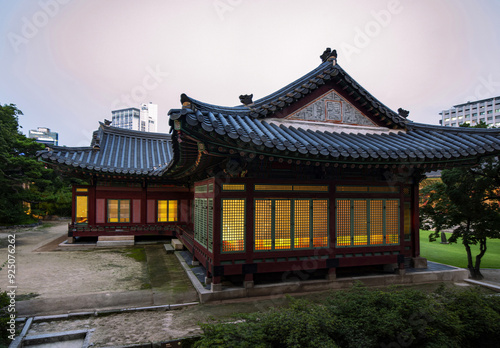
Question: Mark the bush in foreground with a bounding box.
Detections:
[193,284,500,348]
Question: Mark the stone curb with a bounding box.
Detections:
[17,302,199,322]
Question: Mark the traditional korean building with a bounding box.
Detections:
[39,49,500,291]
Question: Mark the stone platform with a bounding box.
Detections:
[174,250,468,303]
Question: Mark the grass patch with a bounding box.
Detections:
[420,230,500,268]
[124,247,147,262]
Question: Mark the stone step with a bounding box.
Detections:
[171,239,184,250]
[98,235,135,242]
[164,244,175,254]
[96,240,135,247]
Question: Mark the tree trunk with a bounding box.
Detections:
[464,242,479,279]
[472,238,487,280]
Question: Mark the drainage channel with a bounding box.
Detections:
[10,302,199,348]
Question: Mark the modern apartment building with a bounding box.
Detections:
[28,127,58,146]
[111,102,158,132]
[439,96,500,127]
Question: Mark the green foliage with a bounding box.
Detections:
[434,286,500,348]
[0,289,14,346]
[420,230,500,268]
[195,297,337,348]
[0,103,85,224]
[420,130,500,278]
[195,284,500,347]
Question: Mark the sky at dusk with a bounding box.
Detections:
[1,0,500,147]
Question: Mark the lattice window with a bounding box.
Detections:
[293,185,329,192]
[255,199,328,251]
[194,198,209,247]
[386,200,399,244]
[208,199,213,252]
[294,200,310,249]
[255,200,272,251]
[222,199,245,252]
[76,188,88,193]
[194,198,201,242]
[336,199,399,247]
[336,199,351,246]
[157,200,178,222]
[369,186,399,193]
[200,199,207,247]
[337,186,368,192]
[222,184,245,191]
[76,196,88,224]
[403,187,411,196]
[255,184,293,191]
[370,200,384,245]
[312,200,328,247]
[255,184,328,192]
[404,202,411,241]
[337,186,400,193]
[107,199,130,223]
[195,185,207,193]
[353,200,368,246]
[275,200,291,250]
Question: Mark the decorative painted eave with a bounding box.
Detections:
[169,110,500,169]
[37,122,174,178]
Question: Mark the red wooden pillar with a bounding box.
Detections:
[399,183,406,257]
[141,180,148,225]
[412,183,420,258]
[88,184,96,226]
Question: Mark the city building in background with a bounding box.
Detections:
[439,96,500,127]
[111,102,157,132]
[28,127,58,146]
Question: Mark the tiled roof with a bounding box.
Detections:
[180,55,408,129]
[38,123,173,177]
[169,110,500,166]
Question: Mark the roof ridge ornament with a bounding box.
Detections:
[320,47,337,65]
[180,93,192,109]
[397,108,409,118]
[239,94,254,106]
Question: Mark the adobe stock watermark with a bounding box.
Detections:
[340,0,403,63]
[7,0,72,53]
[111,65,169,110]
[463,75,500,103]
[213,0,244,21]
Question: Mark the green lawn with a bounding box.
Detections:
[420,230,500,269]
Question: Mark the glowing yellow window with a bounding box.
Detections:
[386,200,399,244]
[255,200,272,251]
[76,196,88,224]
[336,199,350,246]
[312,200,328,247]
[108,199,130,223]
[294,200,310,249]
[275,200,291,249]
[370,200,384,245]
[222,199,245,252]
[158,200,178,222]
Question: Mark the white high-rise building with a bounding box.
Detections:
[439,96,500,128]
[111,102,158,132]
[140,102,158,132]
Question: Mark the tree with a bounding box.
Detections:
[0,104,53,223]
[420,124,500,279]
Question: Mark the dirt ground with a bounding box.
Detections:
[1,221,499,347]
